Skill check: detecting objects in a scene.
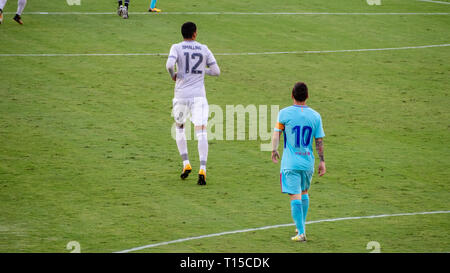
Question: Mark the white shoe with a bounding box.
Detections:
[291,233,307,242]
[122,6,129,19]
[117,5,123,17]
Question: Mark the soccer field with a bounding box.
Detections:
[0,0,449,253]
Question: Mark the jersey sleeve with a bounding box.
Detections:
[205,46,217,67]
[166,45,178,77]
[274,110,286,132]
[168,44,178,61]
[315,114,325,138]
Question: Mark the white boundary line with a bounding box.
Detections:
[1,44,449,57]
[418,0,450,5]
[2,11,450,15]
[217,44,450,55]
[115,210,450,253]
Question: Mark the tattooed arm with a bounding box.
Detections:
[271,131,282,163]
[315,138,326,176]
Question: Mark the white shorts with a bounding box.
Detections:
[172,97,209,126]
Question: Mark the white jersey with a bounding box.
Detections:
[167,40,218,99]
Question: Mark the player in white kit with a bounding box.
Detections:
[166,22,220,186]
[0,0,27,25]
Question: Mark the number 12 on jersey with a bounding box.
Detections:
[184,52,203,74]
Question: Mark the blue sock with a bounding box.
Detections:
[150,0,157,9]
[291,199,304,235]
[301,194,309,227]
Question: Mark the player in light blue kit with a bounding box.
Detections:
[271,82,326,242]
[148,0,161,12]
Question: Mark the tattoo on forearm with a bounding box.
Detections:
[272,131,280,152]
[315,138,324,162]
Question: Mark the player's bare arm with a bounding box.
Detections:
[315,138,326,176]
[271,131,281,163]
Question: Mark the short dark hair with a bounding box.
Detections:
[181,22,197,39]
[292,82,308,102]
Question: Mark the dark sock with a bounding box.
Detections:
[118,1,123,7]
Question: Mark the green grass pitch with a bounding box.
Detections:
[0,0,449,253]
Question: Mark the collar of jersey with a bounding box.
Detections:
[292,105,309,108]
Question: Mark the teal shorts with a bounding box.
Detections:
[280,169,313,195]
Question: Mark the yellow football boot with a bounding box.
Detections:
[197,169,206,186]
[148,8,162,12]
[180,163,192,180]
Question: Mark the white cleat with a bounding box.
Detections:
[291,233,307,242]
[117,6,123,17]
[122,6,129,19]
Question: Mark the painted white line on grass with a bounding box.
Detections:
[216,44,450,55]
[2,11,450,15]
[417,0,450,5]
[115,210,450,253]
[0,53,168,57]
[1,44,449,58]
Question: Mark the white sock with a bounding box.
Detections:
[16,0,26,15]
[196,129,208,171]
[176,127,189,167]
[0,0,7,10]
[183,160,190,167]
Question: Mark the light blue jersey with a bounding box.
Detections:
[275,105,325,172]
